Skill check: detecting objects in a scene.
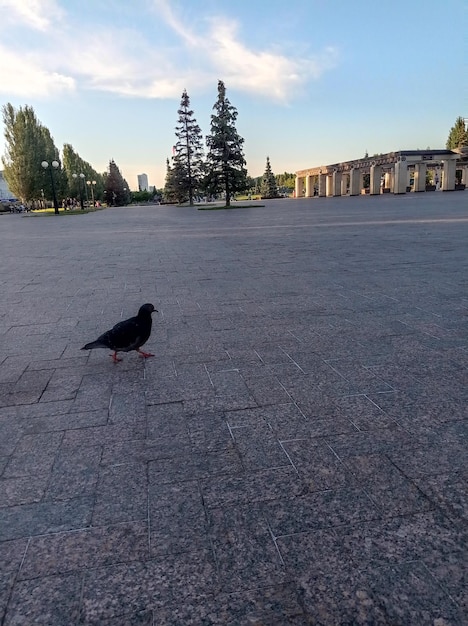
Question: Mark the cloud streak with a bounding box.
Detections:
[0,0,338,102]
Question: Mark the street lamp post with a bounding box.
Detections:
[87,180,96,206]
[41,160,60,214]
[72,173,85,210]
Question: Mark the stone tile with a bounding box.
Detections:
[326,427,413,459]
[39,371,83,403]
[262,488,381,537]
[153,583,309,625]
[414,470,468,521]
[80,552,216,622]
[387,441,468,478]
[241,372,292,406]
[208,504,286,593]
[367,561,464,624]
[186,411,233,451]
[0,496,94,540]
[0,538,29,572]
[3,432,63,478]
[230,422,292,471]
[22,408,108,434]
[333,394,399,430]
[19,521,148,579]
[45,444,102,500]
[61,423,142,448]
[92,463,147,525]
[146,401,187,439]
[199,466,305,508]
[277,530,389,625]
[148,446,243,484]
[109,391,146,427]
[148,480,209,556]
[3,573,81,626]
[0,473,49,507]
[281,438,352,491]
[335,510,468,571]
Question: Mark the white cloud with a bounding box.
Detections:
[0,0,63,31]
[0,0,338,102]
[0,45,75,97]
[150,0,338,102]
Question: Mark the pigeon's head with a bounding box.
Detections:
[138,303,158,316]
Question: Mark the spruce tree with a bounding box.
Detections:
[205,80,247,206]
[260,156,279,198]
[446,116,468,149]
[105,159,128,206]
[173,89,204,206]
[163,157,187,204]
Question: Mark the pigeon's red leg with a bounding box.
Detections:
[137,349,154,358]
[111,352,122,363]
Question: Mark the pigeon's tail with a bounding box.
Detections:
[81,340,107,351]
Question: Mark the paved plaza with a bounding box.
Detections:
[0,193,467,625]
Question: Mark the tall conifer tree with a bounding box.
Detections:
[205,80,247,206]
[105,159,129,206]
[173,90,204,206]
[446,116,468,149]
[260,156,279,198]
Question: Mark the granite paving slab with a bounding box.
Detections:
[1,193,467,623]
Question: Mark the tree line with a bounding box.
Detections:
[2,104,131,207]
[163,80,293,205]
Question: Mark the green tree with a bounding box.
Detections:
[62,144,104,202]
[173,89,205,206]
[163,157,187,204]
[260,156,279,198]
[446,116,468,149]
[205,80,248,206]
[105,159,129,206]
[2,103,61,203]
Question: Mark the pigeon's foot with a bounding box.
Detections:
[111,352,122,363]
[137,349,154,358]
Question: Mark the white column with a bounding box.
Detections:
[413,163,427,192]
[318,173,327,197]
[295,176,302,198]
[349,169,360,196]
[441,159,456,191]
[341,174,348,196]
[369,164,382,195]
[305,175,313,198]
[326,175,333,197]
[384,172,392,192]
[332,171,342,196]
[394,160,408,194]
[461,167,468,185]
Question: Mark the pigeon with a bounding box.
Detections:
[81,303,158,362]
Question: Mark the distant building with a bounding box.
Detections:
[0,170,16,200]
[137,173,149,191]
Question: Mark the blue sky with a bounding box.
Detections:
[0,0,465,190]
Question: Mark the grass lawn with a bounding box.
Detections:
[197,204,264,210]
[25,206,106,216]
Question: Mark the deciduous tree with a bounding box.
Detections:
[2,103,61,202]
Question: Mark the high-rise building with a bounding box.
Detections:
[137,173,149,191]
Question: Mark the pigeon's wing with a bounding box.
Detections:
[104,316,144,352]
